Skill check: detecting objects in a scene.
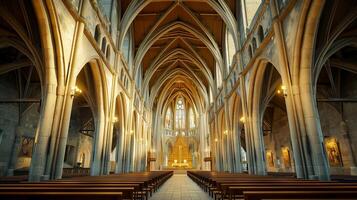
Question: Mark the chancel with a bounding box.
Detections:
[0,0,356,199]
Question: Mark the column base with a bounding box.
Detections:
[308,175,319,180]
[41,175,50,181]
[350,167,357,176]
[6,169,14,176]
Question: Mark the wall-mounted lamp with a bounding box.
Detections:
[71,86,82,97]
[214,138,218,142]
[130,130,134,135]
[277,85,288,97]
[223,130,228,135]
[240,116,246,123]
[113,116,118,123]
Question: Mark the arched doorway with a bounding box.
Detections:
[250,61,294,175]
[231,94,246,173]
[64,63,97,171]
[112,94,126,173]
[260,63,294,174]
[313,0,357,176]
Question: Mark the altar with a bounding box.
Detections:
[168,136,192,168]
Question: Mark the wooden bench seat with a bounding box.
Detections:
[243,191,357,200]
[0,170,173,200]
[227,186,357,200]
[0,191,123,200]
[187,171,357,200]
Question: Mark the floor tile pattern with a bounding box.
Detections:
[150,174,212,200]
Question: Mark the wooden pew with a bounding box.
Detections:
[187,171,357,200]
[0,191,123,200]
[228,185,357,200]
[0,170,173,200]
[243,191,357,200]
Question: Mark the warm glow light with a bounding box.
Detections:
[71,86,82,97]
[130,130,134,134]
[183,160,187,163]
[174,160,178,163]
[277,85,287,96]
[113,116,118,123]
[223,130,228,135]
[214,138,218,142]
[240,116,245,123]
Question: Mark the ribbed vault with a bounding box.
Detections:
[120,0,237,113]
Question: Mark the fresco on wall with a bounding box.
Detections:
[19,136,34,157]
[325,137,343,167]
[281,147,291,168]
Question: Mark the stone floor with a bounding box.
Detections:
[150,174,212,200]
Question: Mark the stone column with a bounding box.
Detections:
[53,22,85,179]
[44,85,64,179]
[300,85,330,180]
[213,116,221,171]
[91,112,106,176]
[233,121,243,173]
[224,102,233,172]
[340,121,357,175]
[115,127,124,173]
[250,114,267,175]
[7,126,24,176]
[29,83,57,181]
[54,87,75,179]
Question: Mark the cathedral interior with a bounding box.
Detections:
[0,0,356,199]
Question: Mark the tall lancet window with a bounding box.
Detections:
[165,107,173,129]
[189,108,195,128]
[175,98,185,129]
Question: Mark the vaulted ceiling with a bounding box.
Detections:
[120,0,237,112]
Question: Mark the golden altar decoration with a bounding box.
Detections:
[168,136,192,168]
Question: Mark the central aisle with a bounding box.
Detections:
[150,174,212,200]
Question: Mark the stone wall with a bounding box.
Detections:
[318,72,357,175]
[0,73,40,175]
[0,74,18,176]
[264,107,295,173]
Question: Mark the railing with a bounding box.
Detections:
[164,128,197,137]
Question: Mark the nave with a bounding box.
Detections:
[0,0,357,199]
[150,173,211,200]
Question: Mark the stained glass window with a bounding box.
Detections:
[175,98,185,129]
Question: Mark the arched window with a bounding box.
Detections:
[94,25,101,43]
[165,107,173,129]
[248,45,253,58]
[226,29,237,70]
[189,108,195,129]
[101,37,107,53]
[252,37,257,50]
[258,26,264,43]
[216,63,223,89]
[123,31,131,68]
[106,46,110,60]
[209,87,214,104]
[175,98,185,129]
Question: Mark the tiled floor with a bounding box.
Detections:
[150,174,212,200]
